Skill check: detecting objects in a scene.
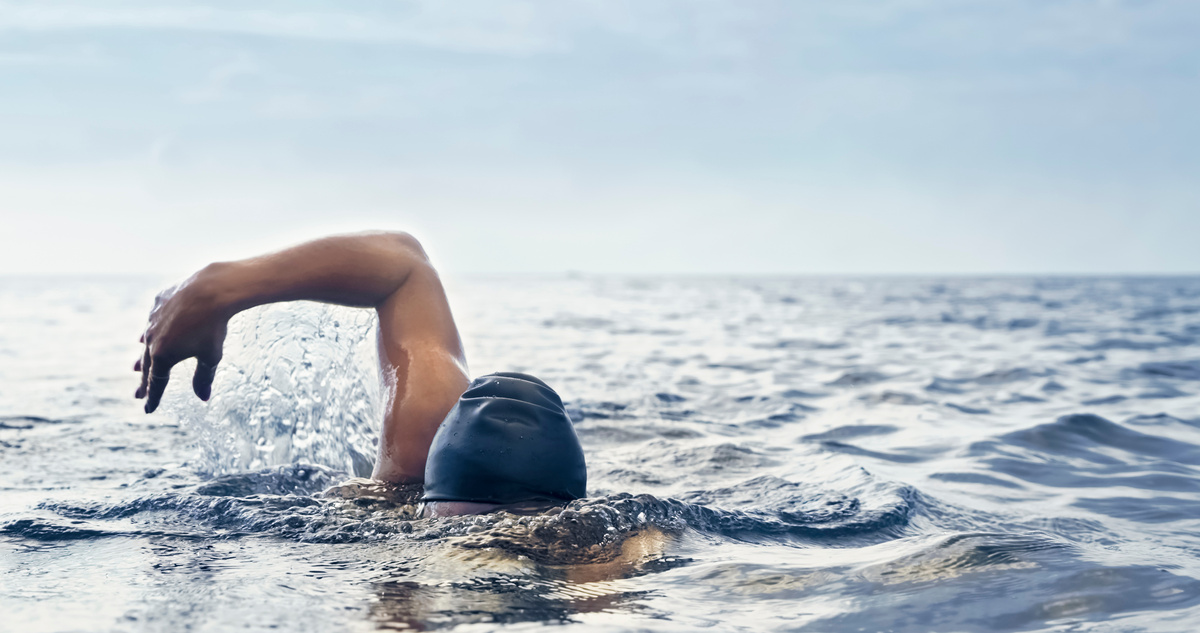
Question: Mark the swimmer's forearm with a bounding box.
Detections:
[198,232,430,316]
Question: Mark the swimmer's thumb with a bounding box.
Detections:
[192,356,219,401]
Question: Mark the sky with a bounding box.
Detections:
[1,0,1198,276]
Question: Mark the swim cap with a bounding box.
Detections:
[422,372,587,505]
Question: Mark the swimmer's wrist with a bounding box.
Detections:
[192,261,252,320]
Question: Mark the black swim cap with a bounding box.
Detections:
[422,372,586,505]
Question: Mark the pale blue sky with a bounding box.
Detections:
[1,0,1197,275]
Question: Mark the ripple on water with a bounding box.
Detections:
[1137,359,1200,381]
[1001,414,1200,466]
[970,414,1200,492]
[14,465,920,563]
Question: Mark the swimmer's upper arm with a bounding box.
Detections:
[372,235,471,484]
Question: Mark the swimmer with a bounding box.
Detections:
[134,232,586,518]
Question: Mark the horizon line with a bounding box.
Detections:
[2,271,1198,280]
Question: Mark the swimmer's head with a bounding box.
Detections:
[421,372,586,516]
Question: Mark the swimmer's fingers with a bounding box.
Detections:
[144,356,174,414]
[194,324,229,403]
[135,344,151,399]
[192,354,220,402]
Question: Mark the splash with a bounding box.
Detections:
[163,302,384,477]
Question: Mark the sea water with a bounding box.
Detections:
[2,275,1199,632]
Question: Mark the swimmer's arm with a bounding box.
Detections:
[194,232,446,314]
[135,231,470,483]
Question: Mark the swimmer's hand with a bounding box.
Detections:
[135,271,230,413]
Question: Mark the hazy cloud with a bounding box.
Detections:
[1,0,1197,274]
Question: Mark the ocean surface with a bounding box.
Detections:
[2,275,1200,632]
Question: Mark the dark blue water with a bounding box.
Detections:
[2,276,1199,631]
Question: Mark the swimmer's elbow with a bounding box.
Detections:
[379,231,430,264]
[368,231,443,304]
[358,231,436,293]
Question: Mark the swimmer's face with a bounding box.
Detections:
[420,500,500,518]
[419,499,562,518]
